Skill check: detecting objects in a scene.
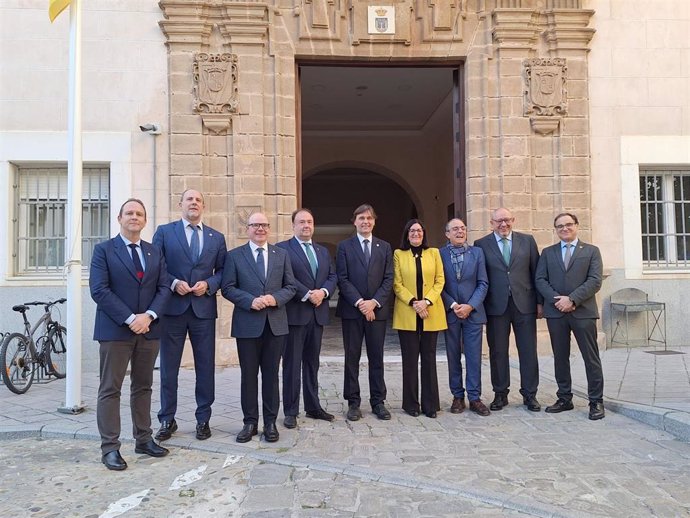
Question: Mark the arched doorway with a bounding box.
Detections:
[303,167,417,252]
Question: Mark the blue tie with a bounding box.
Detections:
[128,243,144,281]
[256,247,265,282]
[190,225,200,261]
[363,239,371,265]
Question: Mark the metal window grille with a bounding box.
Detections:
[640,168,690,269]
[14,165,110,275]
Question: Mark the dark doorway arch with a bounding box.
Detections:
[303,167,417,252]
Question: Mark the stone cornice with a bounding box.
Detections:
[159,0,270,47]
[491,9,540,49]
[544,9,596,52]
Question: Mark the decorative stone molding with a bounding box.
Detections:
[524,58,567,117]
[193,53,239,135]
[524,57,566,136]
[296,0,345,41]
[491,9,540,49]
[544,9,595,52]
[416,0,466,42]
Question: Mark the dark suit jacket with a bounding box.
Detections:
[440,245,489,325]
[335,235,393,321]
[221,243,296,338]
[474,231,543,315]
[535,241,603,319]
[276,237,337,327]
[152,220,227,319]
[89,236,171,341]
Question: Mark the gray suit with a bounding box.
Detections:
[475,231,542,399]
[535,240,604,402]
[221,243,296,425]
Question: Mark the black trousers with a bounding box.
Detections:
[282,315,325,416]
[546,314,604,403]
[486,297,539,398]
[236,325,284,426]
[399,330,440,414]
[342,317,387,408]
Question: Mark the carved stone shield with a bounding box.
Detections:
[193,53,239,114]
[524,58,567,117]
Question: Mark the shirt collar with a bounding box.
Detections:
[119,234,141,247]
[182,217,203,231]
[494,232,512,243]
[249,240,266,253]
[357,234,372,245]
[295,237,313,246]
[561,239,579,248]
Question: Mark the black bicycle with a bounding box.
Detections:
[1,298,67,394]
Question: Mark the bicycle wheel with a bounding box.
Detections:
[1,333,35,394]
[45,325,67,379]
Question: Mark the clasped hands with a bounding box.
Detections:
[251,294,277,311]
[357,299,378,322]
[453,303,473,320]
[175,280,209,297]
[129,313,152,335]
[307,289,326,307]
[553,295,575,313]
[412,299,429,319]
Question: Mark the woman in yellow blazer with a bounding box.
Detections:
[393,219,447,418]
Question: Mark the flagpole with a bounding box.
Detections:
[60,0,84,414]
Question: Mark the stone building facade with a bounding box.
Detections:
[1,0,689,368]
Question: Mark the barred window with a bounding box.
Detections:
[640,168,690,269]
[13,164,110,275]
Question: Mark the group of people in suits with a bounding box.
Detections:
[89,195,604,472]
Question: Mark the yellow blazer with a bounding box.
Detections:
[392,247,447,332]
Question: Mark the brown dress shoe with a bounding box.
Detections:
[469,400,491,416]
[450,397,466,414]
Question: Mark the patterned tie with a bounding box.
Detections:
[303,242,318,278]
[363,239,371,265]
[564,243,573,269]
[190,224,200,261]
[256,247,265,282]
[128,243,144,280]
[501,238,511,266]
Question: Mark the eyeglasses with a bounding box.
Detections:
[448,226,466,232]
[555,222,576,230]
[409,229,424,234]
[491,218,513,225]
[248,223,270,229]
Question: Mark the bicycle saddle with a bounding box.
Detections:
[12,305,29,313]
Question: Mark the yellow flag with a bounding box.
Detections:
[49,0,71,22]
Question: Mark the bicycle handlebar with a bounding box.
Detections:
[22,298,67,309]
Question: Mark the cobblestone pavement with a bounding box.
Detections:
[0,437,525,517]
[2,359,690,517]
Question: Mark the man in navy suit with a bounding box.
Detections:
[536,212,605,421]
[440,218,490,416]
[90,199,171,471]
[277,208,337,429]
[221,212,296,443]
[153,189,227,442]
[475,207,543,413]
[336,204,394,421]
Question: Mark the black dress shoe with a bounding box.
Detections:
[424,411,437,419]
[404,408,420,417]
[196,421,212,440]
[346,404,362,421]
[545,399,574,413]
[134,439,169,458]
[523,396,541,412]
[102,450,127,471]
[489,394,508,411]
[155,419,178,441]
[305,409,335,422]
[263,422,280,442]
[236,423,258,443]
[589,402,605,420]
[372,403,391,420]
[283,415,297,429]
